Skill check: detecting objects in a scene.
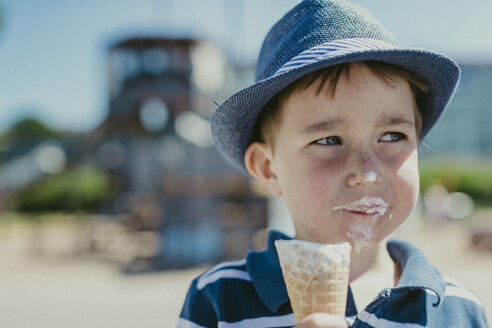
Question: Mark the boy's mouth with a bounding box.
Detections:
[332,196,389,216]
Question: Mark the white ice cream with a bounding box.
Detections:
[364,171,377,183]
[332,196,389,216]
[332,196,390,253]
[275,239,352,266]
[346,217,378,253]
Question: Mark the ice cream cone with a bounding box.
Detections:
[275,239,351,322]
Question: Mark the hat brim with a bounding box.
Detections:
[211,39,460,174]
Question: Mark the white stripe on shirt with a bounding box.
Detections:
[177,317,207,328]
[357,310,426,328]
[197,269,251,290]
[445,285,483,306]
[204,259,247,277]
[442,276,483,306]
[218,313,296,328]
[443,276,464,287]
[346,315,357,327]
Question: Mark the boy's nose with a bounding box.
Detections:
[346,150,382,187]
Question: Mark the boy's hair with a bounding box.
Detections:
[253,61,429,150]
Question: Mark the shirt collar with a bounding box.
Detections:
[246,230,291,312]
[387,238,446,306]
[246,231,447,312]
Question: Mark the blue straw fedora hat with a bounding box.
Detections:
[211,0,460,173]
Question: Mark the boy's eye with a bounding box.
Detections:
[380,132,406,142]
[314,136,342,145]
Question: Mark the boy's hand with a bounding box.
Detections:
[295,313,348,328]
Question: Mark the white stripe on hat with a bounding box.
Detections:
[357,310,426,328]
[197,269,251,290]
[218,313,296,328]
[276,38,396,75]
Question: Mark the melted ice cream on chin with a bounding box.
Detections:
[346,215,380,253]
[332,196,389,253]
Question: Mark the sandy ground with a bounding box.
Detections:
[0,211,491,328]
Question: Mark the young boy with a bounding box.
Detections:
[178,0,489,327]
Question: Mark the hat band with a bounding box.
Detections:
[274,38,398,77]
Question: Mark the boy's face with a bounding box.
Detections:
[248,63,420,250]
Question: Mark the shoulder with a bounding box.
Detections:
[442,276,483,307]
[182,258,252,310]
[179,230,296,327]
[178,259,251,327]
[180,258,262,325]
[434,276,489,327]
[386,239,489,326]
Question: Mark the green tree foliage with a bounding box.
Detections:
[420,162,492,207]
[4,117,59,142]
[16,165,116,212]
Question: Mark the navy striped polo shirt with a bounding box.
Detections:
[177,230,489,328]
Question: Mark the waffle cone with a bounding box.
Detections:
[275,239,351,322]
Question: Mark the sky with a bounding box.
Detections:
[0,0,491,133]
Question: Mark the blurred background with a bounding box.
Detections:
[0,0,491,327]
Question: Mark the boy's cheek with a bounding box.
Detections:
[394,166,420,210]
[283,166,340,200]
[390,150,419,183]
[295,152,346,179]
[401,154,419,184]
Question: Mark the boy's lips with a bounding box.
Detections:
[332,196,389,216]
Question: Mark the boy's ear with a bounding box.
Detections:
[244,142,282,196]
